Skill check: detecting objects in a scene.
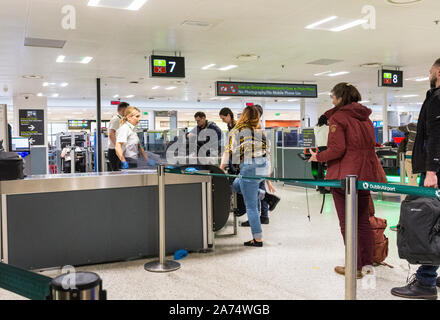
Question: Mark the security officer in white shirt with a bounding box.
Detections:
[108,102,129,171]
[115,106,152,169]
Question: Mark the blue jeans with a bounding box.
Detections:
[232,157,269,239]
[259,181,269,218]
[416,172,440,287]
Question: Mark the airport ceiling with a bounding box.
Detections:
[0,0,439,108]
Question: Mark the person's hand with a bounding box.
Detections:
[424,171,438,188]
[308,149,318,162]
[121,161,129,169]
[266,181,276,193]
[219,164,227,172]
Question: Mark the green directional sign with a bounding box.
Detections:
[154,59,166,67]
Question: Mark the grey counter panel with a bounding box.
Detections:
[6,183,203,270]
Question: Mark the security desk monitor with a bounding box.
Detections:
[11,137,30,159]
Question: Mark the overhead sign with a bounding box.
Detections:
[19,109,45,146]
[379,70,403,87]
[216,81,318,98]
[150,55,185,78]
[68,120,91,130]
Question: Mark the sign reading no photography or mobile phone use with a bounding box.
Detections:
[216,81,318,98]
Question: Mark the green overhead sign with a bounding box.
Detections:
[216,81,318,98]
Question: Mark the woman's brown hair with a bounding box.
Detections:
[331,82,362,108]
[235,105,261,130]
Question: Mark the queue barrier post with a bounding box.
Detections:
[50,271,107,300]
[345,175,358,300]
[144,165,181,273]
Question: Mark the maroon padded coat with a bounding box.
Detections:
[316,102,382,182]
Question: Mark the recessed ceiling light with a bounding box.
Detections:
[88,0,148,11]
[56,55,66,63]
[218,65,238,71]
[359,100,370,104]
[125,95,135,98]
[113,94,119,98]
[60,82,69,87]
[328,71,350,77]
[165,86,177,90]
[314,71,333,76]
[201,64,216,70]
[220,97,231,100]
[287,99,300,102]
[405,76,429,82]
[152,86,160,90]
[81,57,93,64]
[43,82,57,87]
[52,93,59,98]
[37,93,44,97]
[330,19,368,32]
[305,16,338,29]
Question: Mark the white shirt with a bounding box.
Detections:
[108,114,122,149]
[116,122,140,159]
[314,125,329,147]
[61,146,82,162]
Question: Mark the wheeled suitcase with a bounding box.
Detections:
[0,152,24,181]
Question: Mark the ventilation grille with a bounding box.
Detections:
[306,59,343,65]
[24,37,66,49]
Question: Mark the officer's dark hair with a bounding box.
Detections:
[317,114,328,127]
[219,108,234,121]
[331,82,362,108]
[194,112,206,119]
[433,58,440,67]
[117,102,129,112]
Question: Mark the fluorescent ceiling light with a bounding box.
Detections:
[287,99,299,102]
[359,100,370,104]
[218,65,238,71]
[328,71,350,77]
[56,55,66,63]
[220,97,231,100]
[314,71,333,76]
[202,64,216,70]
[165,86,177,90]
[52,93,59,98]
[88,0,148,11]
[305,16,338,29]
[400,94,419,98]
[331,19,368,32]
[81,57,93,64]
[125,95,135,98]
[152,86,160,90]
[60,82,69,87]
[127,0,149,10]
[37,93,44,97]
[113,94,119,98]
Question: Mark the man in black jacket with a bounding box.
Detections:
[391,58,440,300]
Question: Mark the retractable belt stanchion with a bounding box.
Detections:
[145,165,181,272]
[345,175,358,300]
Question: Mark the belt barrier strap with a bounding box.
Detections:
[358,181,440,199]
[0,263,52,300]
[165,167,342,189]
[166,167,440,199]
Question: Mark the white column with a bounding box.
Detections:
[383,89,389,143]
[300,98,306,128]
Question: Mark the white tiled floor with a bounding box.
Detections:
[0,184,422,300]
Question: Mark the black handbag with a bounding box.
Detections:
[397,195,440,265]
[0,151,24,181]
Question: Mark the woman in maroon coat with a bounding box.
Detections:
[309,82,382,278]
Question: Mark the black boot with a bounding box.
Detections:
[263,193,280,211]
[437,277,440,288]
[391,275,438,300]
